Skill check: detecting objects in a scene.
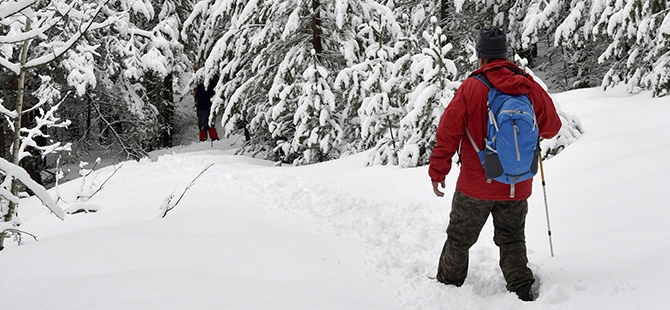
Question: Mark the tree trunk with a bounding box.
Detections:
[0,19,31,250]
[86,93,92,139]
[311,0,323,57]
[440,0,448,24]
[244,125,250,141]
[0,116,5,160]
[161,73,174,148]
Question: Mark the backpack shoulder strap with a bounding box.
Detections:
[503,65,529,77]
[472,73,492,89]
[471,65,529,90]
[466,127,481,153]
[463,73,495,156]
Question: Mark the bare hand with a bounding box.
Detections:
[432,180,445,197]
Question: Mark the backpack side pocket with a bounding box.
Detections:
[484,150,504,179]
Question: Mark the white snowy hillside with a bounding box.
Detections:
[1,85,669,310]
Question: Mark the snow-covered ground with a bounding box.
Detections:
[2,86,669,309]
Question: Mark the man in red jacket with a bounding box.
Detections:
[429,27,562,301]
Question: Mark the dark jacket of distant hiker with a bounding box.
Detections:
[194,78,217,112]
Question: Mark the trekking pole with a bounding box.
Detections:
[538,154,555,257]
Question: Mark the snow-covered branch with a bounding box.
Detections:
[7,77,72,163]
[23,0,113,71]
[0,9,66,44]
[0,156,64,220]
[0,0,38,21]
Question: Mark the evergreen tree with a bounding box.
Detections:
[182,0,261,150]
[549,0,611,90]
[186,0,370,164]
[284,50,343,164]
[263,0,377,164]
[591,0,670,96]
[395,17,458,168]
[98,0,187,157]
[336,6,405,165]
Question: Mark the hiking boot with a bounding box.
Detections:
[435,274,464,287]
[514,283,535,302]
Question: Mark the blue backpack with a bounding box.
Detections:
[465,69,540,196]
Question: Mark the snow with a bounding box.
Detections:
[3,86,670,309]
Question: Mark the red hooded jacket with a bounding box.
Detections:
[429,60,562,200]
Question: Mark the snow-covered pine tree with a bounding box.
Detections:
[148,0,193,148]
[26,0,191,161]
[505,0,559,63]
[182,0,287,159]
[186,0,367,164]
[419,0,481,79]
[181,0,226,67]
[262,0,371,164]
[335,6,405,165]
[442,0,556,67]
[548,0,612,90]
[414,0,598,89]
[400,0,520,80]
[182,0,256,147]
[433,0,567,78]
[586,0,670,96]
[284,50,343,164]
[96,0,188,156]
[395,17,459,168]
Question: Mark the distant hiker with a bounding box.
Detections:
[193,64,220,142]
[428,26,562,302]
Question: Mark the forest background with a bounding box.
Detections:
[0,0,668,218]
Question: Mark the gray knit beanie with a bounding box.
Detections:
[476,27,508,59]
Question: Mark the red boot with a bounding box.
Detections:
[199,130,207,142]
[208,127,219,141]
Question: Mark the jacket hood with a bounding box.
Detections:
[471,60,533,95]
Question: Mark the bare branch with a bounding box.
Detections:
[90,102,148,160]
[160,163,215,218]
[88,163,123,199]
[2,228,38,243]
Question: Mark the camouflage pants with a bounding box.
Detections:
[436,190,534,292]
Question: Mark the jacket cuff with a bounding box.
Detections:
[428,166,447,183]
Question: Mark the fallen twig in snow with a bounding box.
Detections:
[1,228,39,248]
[87,163,123,200]
[159,163,215,218]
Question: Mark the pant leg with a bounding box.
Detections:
[491,199,535,292]
[197,110,210,141]
[197,110,210,131]
[436,190,494,286]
